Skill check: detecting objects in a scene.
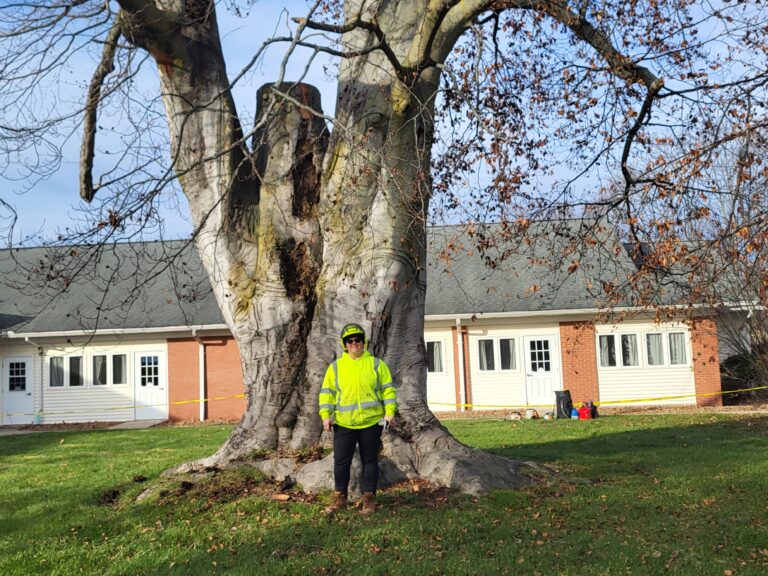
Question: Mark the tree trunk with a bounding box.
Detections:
[127,0,541,495]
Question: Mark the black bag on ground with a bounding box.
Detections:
[554,390,573,419]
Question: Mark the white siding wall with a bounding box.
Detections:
[596,321,696,406]
[716,310,749,361]
[424,327,456,413]
[40,340,168,423]
[466,323,561,410]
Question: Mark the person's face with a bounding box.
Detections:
[345,336,364,357]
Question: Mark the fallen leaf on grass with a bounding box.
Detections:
[271,493,290,501]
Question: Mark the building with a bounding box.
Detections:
[0,223,726,425]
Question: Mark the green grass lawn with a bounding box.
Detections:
[1,414,767,575]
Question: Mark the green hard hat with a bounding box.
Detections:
[340,323,366,350]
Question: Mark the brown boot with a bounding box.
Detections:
[360,492,376,515]
[323,491,347,515]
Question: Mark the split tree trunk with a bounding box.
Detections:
[119,0,540,495]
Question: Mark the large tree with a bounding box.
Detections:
[2,0,767,493]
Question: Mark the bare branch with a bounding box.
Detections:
[294,14,406,77]
[80,19,122,203]
[622,78,665,187]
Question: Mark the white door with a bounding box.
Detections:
[524,336,561,406]
[134,352,168,420]
[2,356,35,425]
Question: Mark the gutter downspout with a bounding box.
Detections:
[192,330,206,422]
[24,336,44,423]
[455,318,465,412]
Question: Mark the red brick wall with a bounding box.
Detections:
[167,336,246,421]
[690,319,723,407]
[167,338,200,421]
[559,321,600,404]
[203,337,246,420]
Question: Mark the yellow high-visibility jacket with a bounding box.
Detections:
[318,350,397,429]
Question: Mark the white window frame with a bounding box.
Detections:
[48,356,65,388]
[425,340,446,374]
[91,353,129,386]
[667,331,690,367]
[55,355,84,388]
[49,354,85,388]
[477,338,495,371]
[619,333,640,367]
[48,352,130,388]
[645,332,666,369]
[476,336,520,373]
[596,328,692,370]
[598,334,619,368]
[498,337,518,371]
[111,353,128,386]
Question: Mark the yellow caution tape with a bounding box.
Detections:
[3,393,246,418]
[5,384,768,419]
[428,384,768,410]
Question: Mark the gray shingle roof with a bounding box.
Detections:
[0,241,223,334]
[1,221,682,336]
[425,221,644,315]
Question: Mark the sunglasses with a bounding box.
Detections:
[345,337,364,344]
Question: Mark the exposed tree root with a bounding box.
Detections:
[164,430,549,498]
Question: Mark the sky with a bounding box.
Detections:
[0,1,337,245]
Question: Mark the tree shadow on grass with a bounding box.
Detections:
[2,416,767,574]
[485,415,768,482]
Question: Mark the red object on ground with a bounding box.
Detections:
[578,406,593,420]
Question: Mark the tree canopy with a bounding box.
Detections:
[2,0,768,492]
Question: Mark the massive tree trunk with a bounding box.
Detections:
[113,0,537,495]
[112,0,652,494]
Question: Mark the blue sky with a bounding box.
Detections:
[1,1,336,244]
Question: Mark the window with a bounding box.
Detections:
[8,362,26,391]
[50,357,64,387]
[426,341,443,373]
[669,333,687,365]
[529,339,551,372]
[49,356,84,387]
[478,339,495,371]
[500,338,516,370]
[69,356,84,387]
[93,355,108,385]
[646,334,664,366]
[599,335,617,367]
[112,354,126,385]
[140,355,160,387]
[621,334,639,367]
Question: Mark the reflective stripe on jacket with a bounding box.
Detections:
[318,350,397,429]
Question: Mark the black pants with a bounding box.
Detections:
[333,423,382,494]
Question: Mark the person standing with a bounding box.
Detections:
[318,323,397,515]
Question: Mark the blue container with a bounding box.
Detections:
[570,408,579,420]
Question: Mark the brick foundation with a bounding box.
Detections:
[690,318,723,407]
[559,321,600,404]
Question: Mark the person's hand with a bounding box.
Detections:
[384,414,396,428]
[323,418,332,431]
